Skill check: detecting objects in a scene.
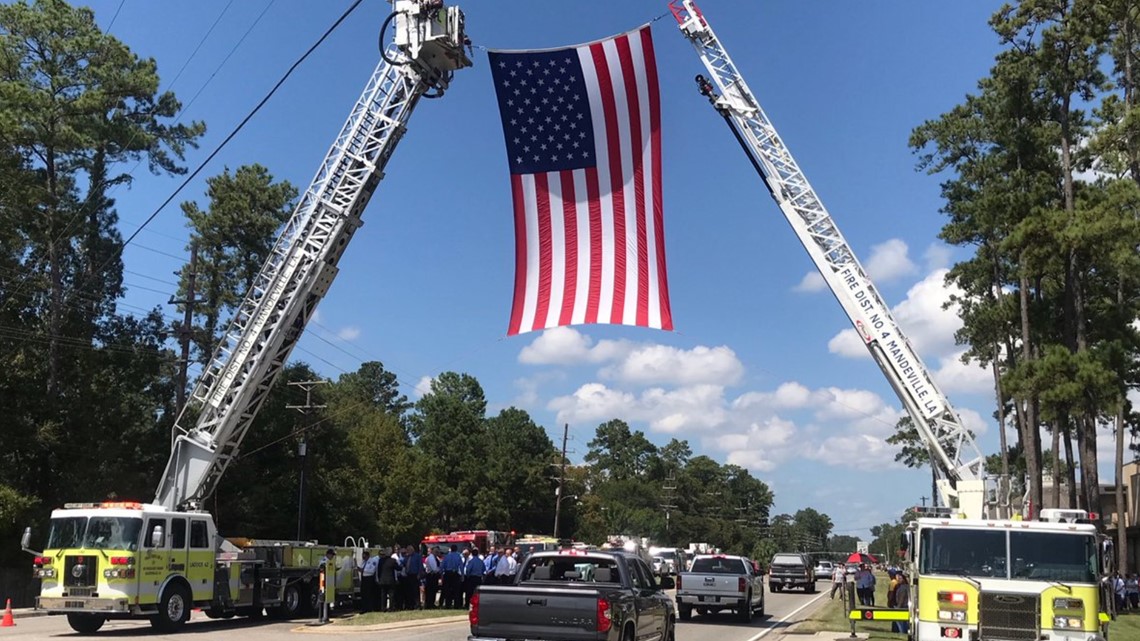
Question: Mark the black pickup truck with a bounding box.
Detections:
[469,548,676,641]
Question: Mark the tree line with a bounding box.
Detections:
[898,1,1140,572]
[0,1,849,580]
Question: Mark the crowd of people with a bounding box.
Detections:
[354,544,522,612]
[1111,572,1140,613]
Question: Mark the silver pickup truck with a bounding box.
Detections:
[675,554,765,623]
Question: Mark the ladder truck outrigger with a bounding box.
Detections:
[19,2,471,634]
[670,2,1114,639]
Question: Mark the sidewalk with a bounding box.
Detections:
[292,614,468,634]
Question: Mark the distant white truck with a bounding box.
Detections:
[676,554,765,623]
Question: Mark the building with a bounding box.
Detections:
[1040,461,1138,573]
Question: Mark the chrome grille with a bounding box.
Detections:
[67,587,95,597]
[978,592,1039,641]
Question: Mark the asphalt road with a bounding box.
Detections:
[4,584,831,640]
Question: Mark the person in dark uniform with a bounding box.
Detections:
[401,545,423,609]
[377,547,400,612]
[440,544,464,608]
[463,548,486,609]
[423,546,443,609]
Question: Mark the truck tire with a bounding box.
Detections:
[271,582,305,619]
[151,584,191,632]
[66,613,106,634]
[758,592,765,618]
[663,617,676,641]
[738,593,753,623]
[771,584,781,593]
[679,603,692,621]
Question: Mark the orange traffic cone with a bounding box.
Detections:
[1,598,14,626]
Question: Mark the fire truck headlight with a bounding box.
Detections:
[938,611,966,622]
[1052,616,1084,629]
[1053,597,1084,612]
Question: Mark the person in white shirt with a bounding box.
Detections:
[360,551,380,612]
[495,547,516,584]
[830,563,847,600]
[423,546,442,609]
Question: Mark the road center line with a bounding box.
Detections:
[747,590,830,641]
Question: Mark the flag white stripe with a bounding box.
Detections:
[572,168,591,325]
[578,46,614,324]
[519,174,540,332]
[600,38,638,326]
[547,172,567,329]
[628,33,660,328]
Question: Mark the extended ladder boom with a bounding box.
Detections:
[155,1,472,511]
[670,1,987,514]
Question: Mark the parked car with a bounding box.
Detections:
[768,552,815,593]
[652,556,667,575]
[813,560,834,579]
[676,554,765,623]
[469,548,675,641]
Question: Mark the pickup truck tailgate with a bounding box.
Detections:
[679,573,742,599]
[474,585,604,641]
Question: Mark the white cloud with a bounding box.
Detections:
[793,271,827,293]
[413,375,434,399]
[829,268,962,361]
[828,329,867,359]
[517,327,631,366]
[547,383,729,432]
[336,326,361,341]
[924,243,953,271]
[601,344,744,387]
[865,239,918,282]
[932,351,992,395]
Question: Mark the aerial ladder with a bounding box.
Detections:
[25,2,472,632]
[669,0,992,518]
[156,0,471,511]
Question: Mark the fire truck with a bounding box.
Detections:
[18,1,472,634]
[670,1,1113,639]
[421,530,514,553]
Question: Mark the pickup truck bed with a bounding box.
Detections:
[469,549,674,641]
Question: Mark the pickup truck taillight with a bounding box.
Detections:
[738,576,746,592]
[469,592,479,626]
[596,597,612,633]
[676,575,682,590]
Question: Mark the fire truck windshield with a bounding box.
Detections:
[920,528,1096,583]
[47,516,143,551]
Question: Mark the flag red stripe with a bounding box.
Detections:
[508,173,528,335]
[559,171,578,326]
[532,173,554,331]
[641,27,671,330]
[589,41,627,325]
[616,35,649,327]
[584,168,602,324]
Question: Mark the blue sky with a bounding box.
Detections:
[79,0,1124,541]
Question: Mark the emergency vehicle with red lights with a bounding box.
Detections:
[19,1,472,634]
[421,530,514,553]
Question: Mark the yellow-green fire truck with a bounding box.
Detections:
[671,2,1114,639]
[902,507,1111,641]
[28,501,368,633]
[20,1,473,633]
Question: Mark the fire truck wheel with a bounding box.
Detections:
[271,583,305,619]
[66,613,106,634]
[152,584,191,632]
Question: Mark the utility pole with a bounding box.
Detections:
[168,241,201,450]
[288,379,327,541]
[919,496,928,507]
[661,473,678,538]
[553,423,569,539]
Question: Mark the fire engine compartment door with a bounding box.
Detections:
[187,519,214,601]
[139,517,168,605]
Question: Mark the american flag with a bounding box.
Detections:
[489,25,673,336]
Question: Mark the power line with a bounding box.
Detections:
[118,0,367,251]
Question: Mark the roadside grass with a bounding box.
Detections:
[332,608,466,626]
[1109,613,1140,637]
[790,574,904,639]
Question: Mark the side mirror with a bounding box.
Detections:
[899,531,910,552]
[151,525,165,548]
[21,527,31,550]
[658,576,675,590]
